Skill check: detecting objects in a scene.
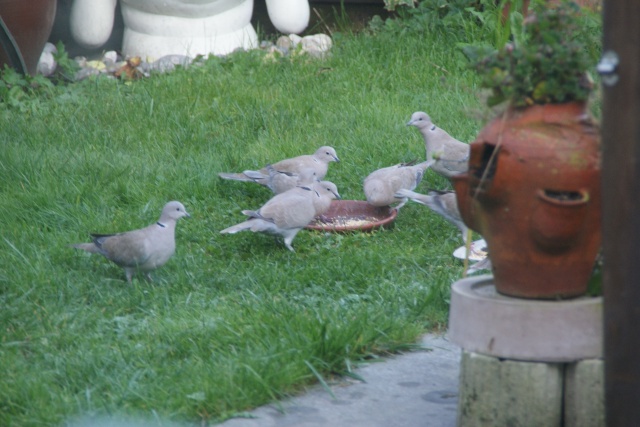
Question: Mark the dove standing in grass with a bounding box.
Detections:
[406,112,470,178]
[395,188,468,242]
[245,165,318,195]
[218,146,339,189]
[363,160,434,210]
[220,181,340,251]
[71,201,190,282]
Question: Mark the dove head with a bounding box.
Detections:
[406,111,434,130]
[315,181,341,200]
[314,146,340,163]
[159,201,191,222]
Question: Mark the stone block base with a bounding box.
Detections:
[457,351,604,427]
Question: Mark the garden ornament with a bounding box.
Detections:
[69,0,310,58]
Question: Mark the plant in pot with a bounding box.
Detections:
[453,0,602,299]
[0,0,57,75]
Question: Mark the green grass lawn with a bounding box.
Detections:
[0,4,598,425]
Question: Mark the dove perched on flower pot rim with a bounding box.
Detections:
[71,201,190,282]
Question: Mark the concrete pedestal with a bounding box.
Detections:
[448,275,604,427]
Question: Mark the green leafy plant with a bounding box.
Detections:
[0,66,54,112]
[50,40,80,82]
[464,0,595,107]
[371,0,485,36]
[382,0,416,12]
[0,41,79,110]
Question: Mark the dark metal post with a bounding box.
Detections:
[600,0,640,425]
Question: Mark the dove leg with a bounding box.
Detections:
[282,229,302,252]
[125,268,135,283]
[282,235,297,252]
[395,198,408,210]
[459,225,470,243]
[284,239,295,252]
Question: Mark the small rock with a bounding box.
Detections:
[37,43,58,77]
[74,56,88,68]
[276,35,294,50]
[301,34,332,58]
[43,42,57,54]
[75,67,102,81]
[149,55,192,73]
[105,60,126,74]
[262,46,286,63]
[288,34,303,47]
[102,50,119,63]
[86,60,107,71]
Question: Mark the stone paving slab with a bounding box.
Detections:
[216,334,461,427]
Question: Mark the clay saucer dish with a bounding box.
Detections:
[306,200,397,233]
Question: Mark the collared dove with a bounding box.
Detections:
[218,146,339,189]
[394,188,468,242]
[243,165,318,194]
[467,256,492,274]
[71,201,190,282]
[363,160,434,210]
[220,181,340,251]
[406,112,469,179]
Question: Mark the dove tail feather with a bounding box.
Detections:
[218,172,255,182]
[71,242,101,253]
[220,221,255,234]
[242,170,269,181]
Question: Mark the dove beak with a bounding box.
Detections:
[333,155,340,163]
[333,191,341,200]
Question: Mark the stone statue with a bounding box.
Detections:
[69,0,310,59]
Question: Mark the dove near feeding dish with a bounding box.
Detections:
[363,160,434,210]
[406,111,469,179]
[221,181,340,251]
[218,146,339,193]
[395,188,468,243]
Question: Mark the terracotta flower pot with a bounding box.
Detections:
[452,102,601,299]
[0,0,57,75]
